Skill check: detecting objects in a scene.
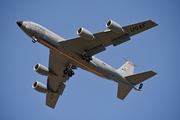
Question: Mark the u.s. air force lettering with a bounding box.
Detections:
[130,23,146,32]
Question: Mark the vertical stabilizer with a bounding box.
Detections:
[117,61,135,77]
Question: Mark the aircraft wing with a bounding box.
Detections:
[60,20,157,56]
[46,50,70,108]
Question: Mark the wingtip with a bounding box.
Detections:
[150,20,158,26]
[150,70,157,76]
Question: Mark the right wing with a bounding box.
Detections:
[60,20,157,56]
[46,50,70,108]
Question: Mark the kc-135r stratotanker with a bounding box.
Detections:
[17,20,158,108]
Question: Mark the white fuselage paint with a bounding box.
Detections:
[20,21,134,87]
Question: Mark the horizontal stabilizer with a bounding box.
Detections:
[125,71,157,85]
[117,83,132,100]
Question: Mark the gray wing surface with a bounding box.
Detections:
[46,50,70,108]
[60,30,128,56]
[123,20,158,36]
[117,83,132,100]
[60,20,157,56]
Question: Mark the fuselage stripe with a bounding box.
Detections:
[38,39,103,76]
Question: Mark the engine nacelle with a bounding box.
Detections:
[32,81,47,93]
[77,27,95,40]
[34,63,50,76]
[106,20,125,33]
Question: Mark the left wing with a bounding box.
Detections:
[60,20,157,56]
[46,50,70,108]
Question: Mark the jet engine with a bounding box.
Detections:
[34,63,50,76]
[77,27,95,40]
[32,81,47,93]
[106,20,125,33]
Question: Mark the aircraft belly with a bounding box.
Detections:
[37,37,132,86]
[88,57,120,81]
[90,57,132,85]
[44,35,61,48]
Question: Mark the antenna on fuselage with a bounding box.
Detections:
[121,57,137,67]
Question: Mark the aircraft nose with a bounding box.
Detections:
[16,21,23,27]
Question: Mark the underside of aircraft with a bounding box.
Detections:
[17,19,157,108]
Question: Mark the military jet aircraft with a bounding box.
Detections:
[17,20,157,108]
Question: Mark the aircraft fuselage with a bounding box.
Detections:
[18,21,133,87]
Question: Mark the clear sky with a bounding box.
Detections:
[1,0,180,119]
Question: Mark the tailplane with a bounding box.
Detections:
[125,70,157,85]
[117,71,156,100]
[117,83,132,100]
[116,61,135,77]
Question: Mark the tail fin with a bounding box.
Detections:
[117,61,135,77]
[125,71,157,85]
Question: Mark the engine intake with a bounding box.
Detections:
[106,20,125,33]
[34,63,50,76]
[77,27,95,40]
[32,81,47,93]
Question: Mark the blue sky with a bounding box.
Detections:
[1,0,180,119]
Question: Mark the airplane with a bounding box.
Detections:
[17,19,158,109]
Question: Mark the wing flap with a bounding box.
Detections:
[117,83,132,100]
[46,82,66,109]
[87,44,106,56]
[125,71,157,85]
[94,30,127,47]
